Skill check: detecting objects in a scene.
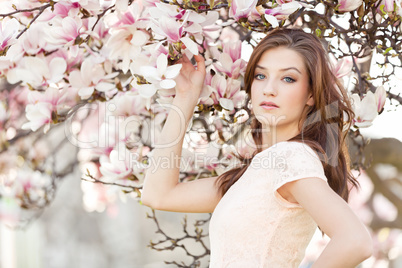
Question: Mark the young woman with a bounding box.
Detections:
[141,27,373,267]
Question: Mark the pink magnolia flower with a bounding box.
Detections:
[374,86,387,113]
[337,0,363,12]
[329,54,354,78]
[213,49,247,79]
[376,0,396,13]
[99,143,134,181]
[51,47,85,73]
[82,17,109,41]
[19,24,47,55]
[223,40,242,63]
[111,93,148,117]
[264,1,302,20]
[45,16,83,47]
[148,2,206,23]
[151,15,200,55]
[69,58,119,99]
[13,170,52,203]
[276,0,295,4]
[350,92,378,128]
[229,0,258,21]
[106,2,149,28]
[0,18,19,53]
[208,74,246,111]
[39,1,80,21]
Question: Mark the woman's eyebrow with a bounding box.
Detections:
[255,65,301,74]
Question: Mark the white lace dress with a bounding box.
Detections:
[208,141,328,267]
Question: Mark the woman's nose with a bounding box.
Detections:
[263,79,278,96]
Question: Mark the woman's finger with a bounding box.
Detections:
[194,54,206,74]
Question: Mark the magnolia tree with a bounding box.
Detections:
[0,0,401,266]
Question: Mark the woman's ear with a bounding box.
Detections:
[306,94,314,106]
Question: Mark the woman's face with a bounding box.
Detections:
[250,46,314,131]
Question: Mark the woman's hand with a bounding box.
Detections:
[174,54,206,102]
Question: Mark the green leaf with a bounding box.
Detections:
[380,4,387,15]
[383,47,392,55]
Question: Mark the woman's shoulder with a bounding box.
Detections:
[269,140,322,162]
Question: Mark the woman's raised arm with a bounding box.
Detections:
[140,54,222,213]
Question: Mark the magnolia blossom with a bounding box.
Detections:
[264,1,303,20]
[19,24,47,55]
[105,2,148,28]
[69,58,119,99]
[374,86,387,113]
[151,15,199,55]
[213,42,247,79]
[148,2,206,23]
[329,54,354,78]
[377,0,396,13]
[99,143,134,181]
[229,0,258,21]
[207,74,246,111]
[39,1,80,21]
[21,102,53,132]
[350,92,378,128]
[104,25,149,73]
[0,18,19,53]
[7,57,67,88]
[45,16,83,48]
[21,87,67,132]
[337,0,363,12]
[137,53,182,99]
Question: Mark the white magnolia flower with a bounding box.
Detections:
[69,58,119,99]
[138,53,182,99]
[350,92,378,128]
[7,57,67,88]
[21,102,53,133]
[21,87,68,133]
[104,25,149,73]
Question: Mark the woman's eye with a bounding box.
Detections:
[284,77,295,83]
[254,74,265,80]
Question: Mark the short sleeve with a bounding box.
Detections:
[270,142,328,208]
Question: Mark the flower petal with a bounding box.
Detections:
[219,98,234,111]
[160,79,176,89]
[95,82,115,92]
[138,84,157,98]
[165,64,182,79]
[181,36,198,55]
[156,53,167,77]
[264,14,279,28]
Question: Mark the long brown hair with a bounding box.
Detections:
[215,27,358,203]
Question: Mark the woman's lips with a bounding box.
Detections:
[261,105,279,110]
